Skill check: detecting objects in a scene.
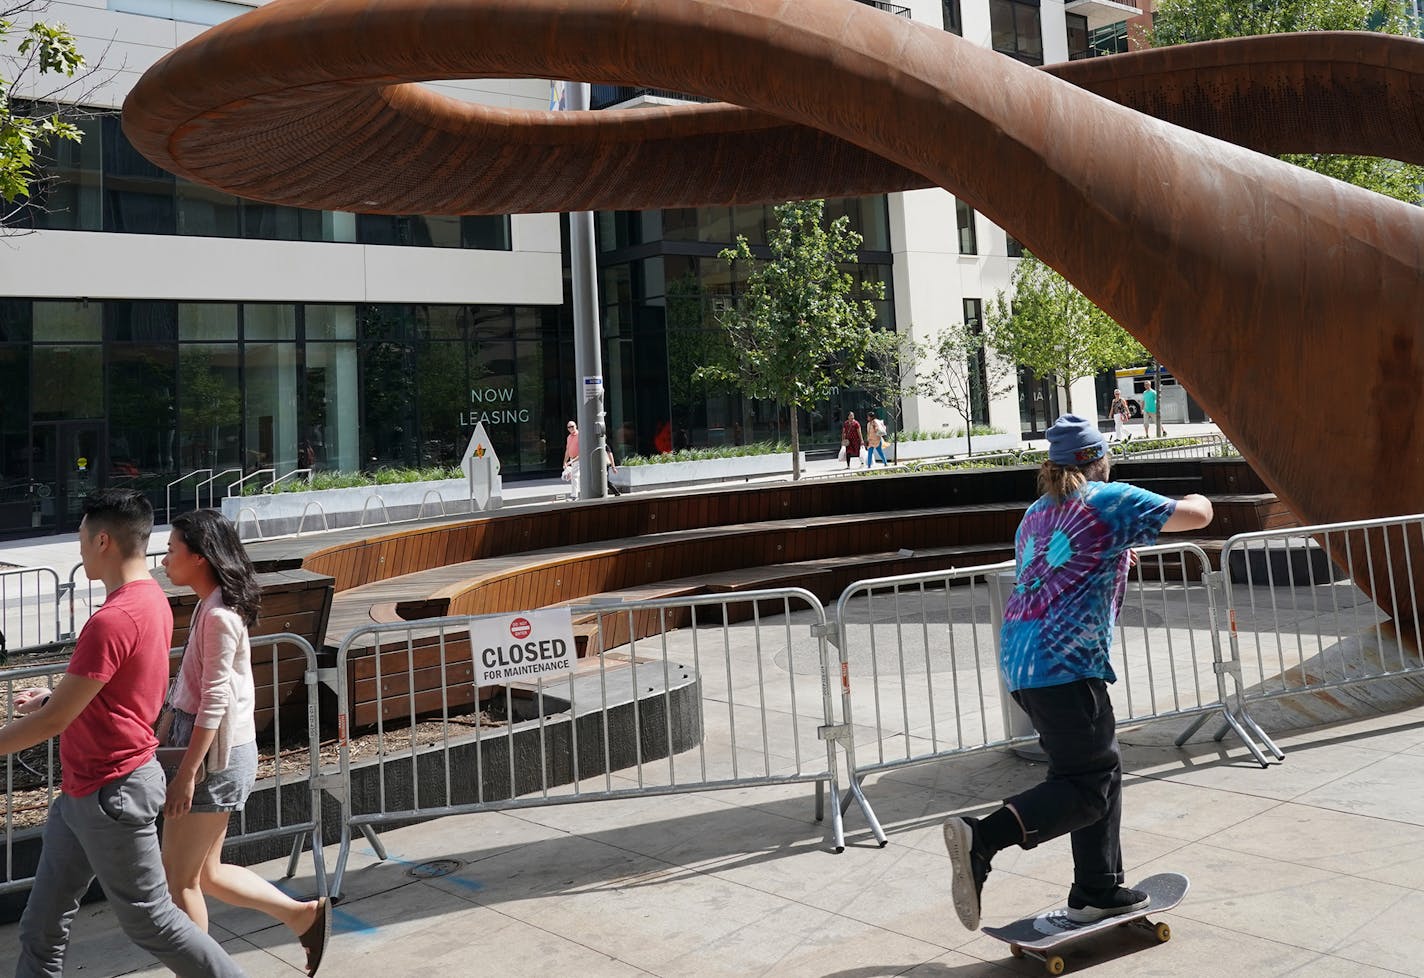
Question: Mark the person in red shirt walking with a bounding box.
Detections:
[1,489,245,978]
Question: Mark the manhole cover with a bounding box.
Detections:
[407,858,464,879]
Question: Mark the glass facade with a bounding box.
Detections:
[6,112,512,249]
[595,198,897,459]
[0,299,570,534]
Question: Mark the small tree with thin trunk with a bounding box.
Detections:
[920,320,1015,457]
[855,330,920,464]
[695,199,885,480]
[984,253,1148,417]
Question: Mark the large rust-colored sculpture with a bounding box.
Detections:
[123,1,1424,618]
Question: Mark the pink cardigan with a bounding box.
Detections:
[170,590,256,772]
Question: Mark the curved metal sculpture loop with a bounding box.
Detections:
[123,0,1424,618]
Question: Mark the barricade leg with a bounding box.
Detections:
[285,834,304,879]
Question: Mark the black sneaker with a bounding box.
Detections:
[942,816,992,930]
[1066,883,1150,923]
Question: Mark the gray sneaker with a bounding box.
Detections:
[1065,883,1150,923]
[942,816,992,930]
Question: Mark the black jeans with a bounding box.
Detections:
[1007,678,1124,890]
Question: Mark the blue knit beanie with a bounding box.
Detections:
[1045,414,1108,466]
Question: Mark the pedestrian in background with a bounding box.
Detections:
[865,411,889,467]
[841,411,863,469]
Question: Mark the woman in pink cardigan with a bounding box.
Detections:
[160,509,331,975]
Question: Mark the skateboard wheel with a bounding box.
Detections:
[1045,954,1066,975]
[1009,945,1024,959]
[1155,922,1172,943]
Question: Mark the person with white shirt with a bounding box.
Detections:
[160,510,331,976]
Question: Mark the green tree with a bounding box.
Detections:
[1147,0,1424,204]
[1,7,85,209]
[984,253,1149,415]
[694,199,886,480]
[920,319,1016,457]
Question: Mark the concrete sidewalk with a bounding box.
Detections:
[6,700,1421,977]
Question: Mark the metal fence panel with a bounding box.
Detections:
[1,633,328,898]
[328,588,862,898]
[0,568,65,653]
[1222,516,1424,709]
[833,541,1265,798]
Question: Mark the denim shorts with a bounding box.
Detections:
[167,708,258,814]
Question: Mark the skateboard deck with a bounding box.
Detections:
[981,872,1188,975]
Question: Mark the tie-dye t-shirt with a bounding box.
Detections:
[1001,481,1176,692]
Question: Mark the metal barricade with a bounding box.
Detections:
[328,588,868,898]
[1113,433,1231,460]
[833,541,1271,817]
[2,660,65,895]
[0,567,65,653]
[1221,514,1424,736]
[63,551,166,643]
[0,634,329,897]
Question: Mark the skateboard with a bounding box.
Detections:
[981,872,1188,975]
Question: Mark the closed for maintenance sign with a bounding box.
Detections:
[471,608,577,686]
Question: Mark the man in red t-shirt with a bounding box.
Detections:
[0,489,244,978]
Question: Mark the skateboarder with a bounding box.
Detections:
[942,414,1213,930]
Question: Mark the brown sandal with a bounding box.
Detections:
[298,897,332,976]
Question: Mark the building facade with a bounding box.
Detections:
[1,0,1157,535]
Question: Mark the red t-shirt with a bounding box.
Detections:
[61,578,174,796]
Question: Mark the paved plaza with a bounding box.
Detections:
[11,422,1424,977]
[4,700,1422,977]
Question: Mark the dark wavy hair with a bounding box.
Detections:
[170,509,261,627]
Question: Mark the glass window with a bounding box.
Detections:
[409,215,461,248]
[177,179,240,237]
[697,206,733,244]
[462,215,511,250]
[956,199,978,255]
[33,301,101,343]
[29,114,102,231]
[990,0,1043,65]
[0,347,31,503]
[179,303,239,341]
[1007,234,1024,258]
[305,304,358,342]
[33,346,102,420]
[179,344,241,471]
[108,301,177,343]
[360,306,418,467]
[241,202,324,242]
[108,344,178,477]
[857,196,891,252]
[303,334,359,471]
[244,336,299,472]
[1067,12,1091,60]
[943,0,963,34]
[964,299,989,425]
[101,115,175,234]
[0,301,31,343]
[355,214,403,246]
[244,303,297,342]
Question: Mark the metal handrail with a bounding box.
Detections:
[416,489,446,520]
[234,506,265,541]
[358,494,390,528]
[194,468,241,509]
[165,468,211,524]
[271,468,312,491]
[295,501,329,536]
[228,468,275,498]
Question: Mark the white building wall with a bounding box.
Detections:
[3,0,562,308]
[893,0,1103,443]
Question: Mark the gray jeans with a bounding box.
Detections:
[16,757,246,978]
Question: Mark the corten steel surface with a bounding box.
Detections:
[124,0,1424,621]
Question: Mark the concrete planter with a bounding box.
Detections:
[885,434,1018,462]
[220,477,495,539]
[610,452,807,491]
